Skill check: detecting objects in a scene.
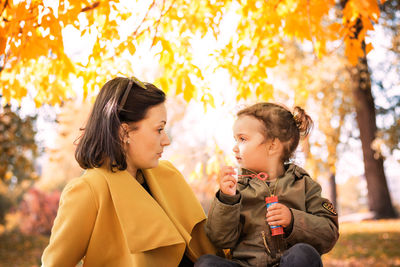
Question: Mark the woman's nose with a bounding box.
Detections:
[162,132,171,146]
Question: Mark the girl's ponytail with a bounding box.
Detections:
[292,106,313,138]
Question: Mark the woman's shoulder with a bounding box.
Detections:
[63,167,111,193]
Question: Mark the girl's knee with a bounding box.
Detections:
[195,254,219,266]
[280,243,322,267]
[291,243,320,255]
[194,254,241,267]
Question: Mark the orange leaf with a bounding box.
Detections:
[365,43,373,54]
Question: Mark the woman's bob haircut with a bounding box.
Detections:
[75,77,166,171]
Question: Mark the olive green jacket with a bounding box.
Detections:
[205,164,339,267]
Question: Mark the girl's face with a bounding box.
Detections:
[124,103,170,175]
[232,115,271,173]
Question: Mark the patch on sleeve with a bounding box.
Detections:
[322,201,337,215]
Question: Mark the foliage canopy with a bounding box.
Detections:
[0,0,383,106]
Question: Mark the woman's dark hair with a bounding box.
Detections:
[237,102,313,163]
[75,77,166,171]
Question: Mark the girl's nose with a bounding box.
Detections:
[232,144,239,153]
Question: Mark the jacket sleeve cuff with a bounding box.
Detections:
[217,190,241,205]
[283,209,294,237]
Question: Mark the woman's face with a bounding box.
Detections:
[232,115,270,173]
[124,103,170,175]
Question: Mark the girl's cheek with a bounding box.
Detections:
[238,143,244,152]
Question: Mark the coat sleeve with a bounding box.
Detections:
[41,178,98,267]
[205,190,242,249]
[285,177,339,254]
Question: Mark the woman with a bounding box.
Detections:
[42,77,216,267]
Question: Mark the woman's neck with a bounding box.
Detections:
[126,165,138,180]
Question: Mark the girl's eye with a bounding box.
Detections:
[158,128,164,133]
[239,137,246,142]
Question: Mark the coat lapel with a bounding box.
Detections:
[91,167,185,254]
[143,161,207,244]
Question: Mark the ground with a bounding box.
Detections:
[323,219,400,267]
[0,219,399,266]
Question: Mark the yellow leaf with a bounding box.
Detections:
[159,77,169,94]
[127,43,136,55]
[201,93,215,109]
[183,76,194,102]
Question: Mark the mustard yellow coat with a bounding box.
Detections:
[42,161,216,267]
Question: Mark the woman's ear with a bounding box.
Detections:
[119,123,130,144]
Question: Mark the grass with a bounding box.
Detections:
[0,220,399,266]
[323,219,400,267]
[0,230,48,267]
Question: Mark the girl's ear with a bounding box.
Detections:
[267,138,283,156]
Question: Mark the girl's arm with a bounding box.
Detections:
[284,177,339,254]
[205,190,242,249]
[41,178,97,267]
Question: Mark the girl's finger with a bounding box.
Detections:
[221,175,237,184]
[267,203,282,212]
[266,214,281,222]
[221,166,236,175]
[266,209,281,217]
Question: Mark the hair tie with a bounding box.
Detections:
[292,109,302,129]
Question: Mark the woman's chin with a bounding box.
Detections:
[150,159,160,168]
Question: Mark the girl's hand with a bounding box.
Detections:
[265,203,292,228]
[218,166,237,196]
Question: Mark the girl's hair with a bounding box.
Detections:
[237,102,313,163]
[75,77,166,171]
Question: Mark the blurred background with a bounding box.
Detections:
[0,0,399,266]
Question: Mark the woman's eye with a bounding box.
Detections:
[158,128,164,133]
[239,137,246,142]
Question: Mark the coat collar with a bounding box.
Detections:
[142,162,207,241]
[89,161,206,253]
[91,166,184,253]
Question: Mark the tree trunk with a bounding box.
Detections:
[348,54,397,218]
[329,173,337,209]
[341,0,397,219]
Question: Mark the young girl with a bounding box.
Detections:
[195,103,339,267]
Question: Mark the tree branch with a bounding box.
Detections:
[306,0,317,58]
[151,0,167,47]
[133,0,156,37]
[81,1,100,12]
[1,0,8,22]
[134,0,176,42]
